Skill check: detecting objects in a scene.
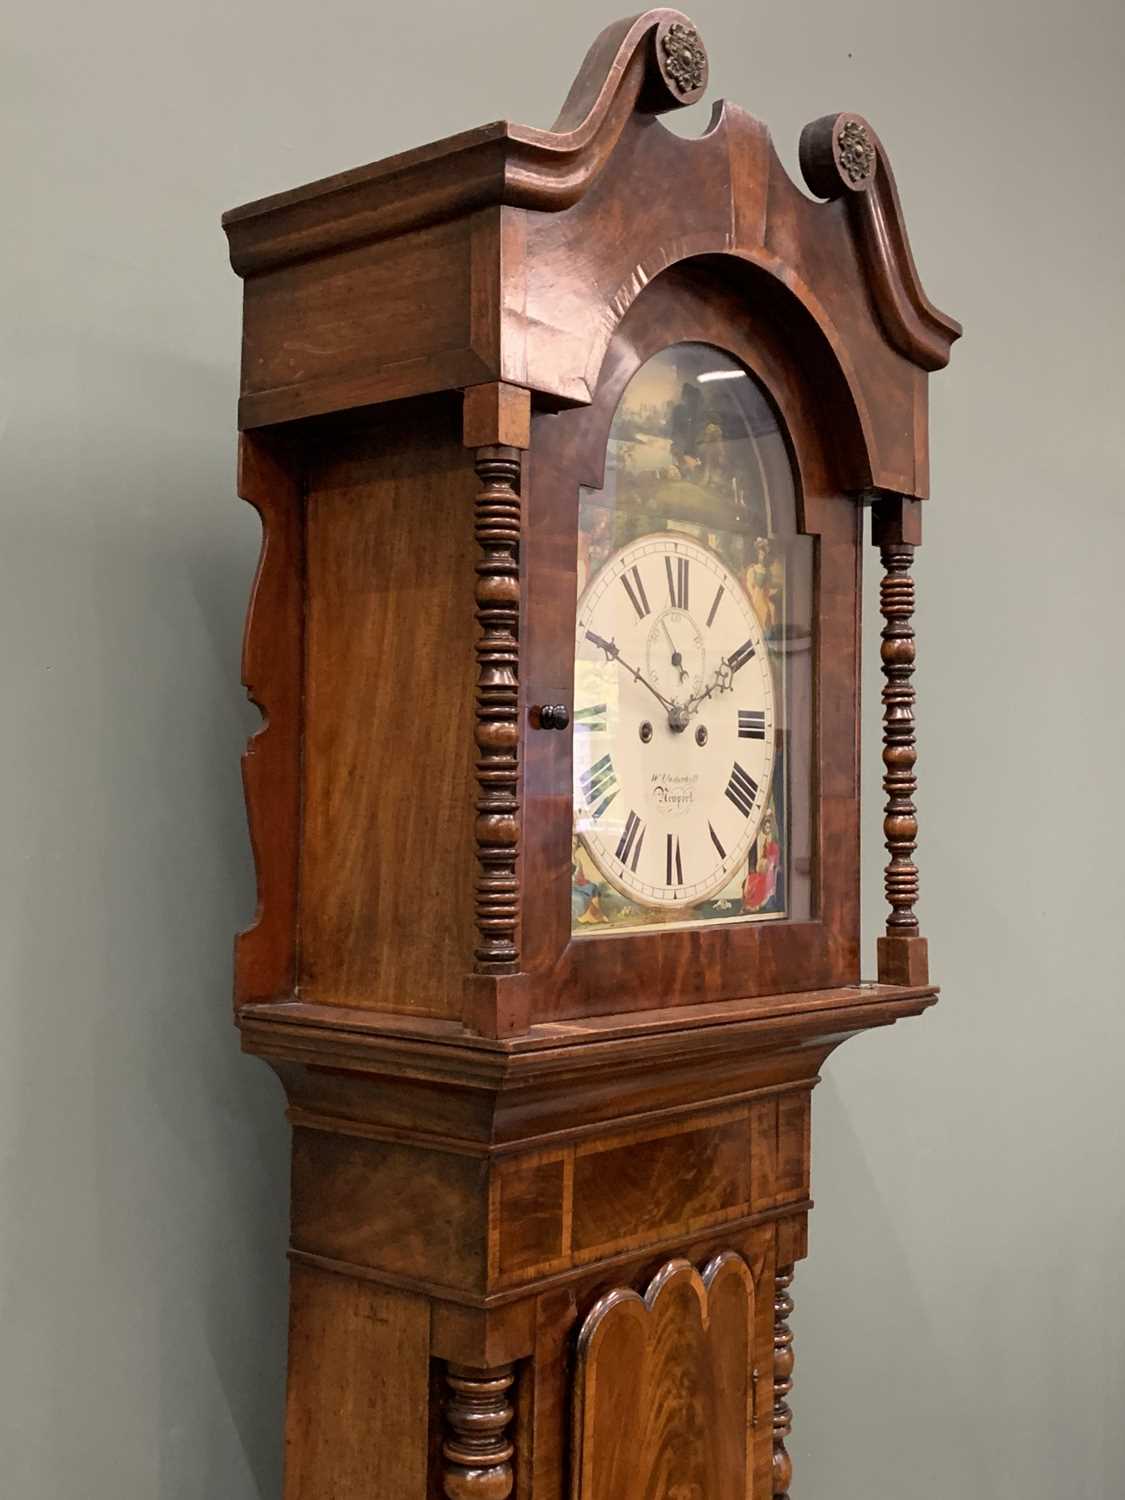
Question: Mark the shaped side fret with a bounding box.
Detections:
[234,431,303,1008]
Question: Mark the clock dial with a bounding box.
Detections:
[573,532,775,909]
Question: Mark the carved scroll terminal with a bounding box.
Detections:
[657,19,708,98]
[836,117,876,185]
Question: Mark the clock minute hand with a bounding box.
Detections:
[585,630,677,714]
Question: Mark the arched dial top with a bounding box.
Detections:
[574,531,776,910]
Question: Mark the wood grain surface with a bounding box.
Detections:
[572,1253,757,1500]
[299,397,477,1016]
[283,1266,430,1500]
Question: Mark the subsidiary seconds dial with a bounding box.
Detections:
[572,532,776,910]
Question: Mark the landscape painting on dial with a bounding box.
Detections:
[571,343,804,938]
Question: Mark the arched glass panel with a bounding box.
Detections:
[571,342,813,937]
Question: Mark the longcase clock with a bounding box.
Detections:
[221,11,960,1498]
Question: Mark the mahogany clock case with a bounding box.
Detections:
[221,9,960,1500]
[225,14,957,1041]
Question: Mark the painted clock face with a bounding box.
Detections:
[572,531,775,909]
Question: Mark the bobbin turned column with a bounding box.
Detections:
[441,1364,517,1500]
[469,441,523,975]
[463,382,532,1038]
[872,496,929,987]
[773,1267,795,1500]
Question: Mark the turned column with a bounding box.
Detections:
[463,383,532,986]
[872,496,928,986]
[773,1266,795,1499]
[441,1364,517,1500]
[470,443,523,975]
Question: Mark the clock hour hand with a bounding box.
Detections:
[660,618,688,680]
[585,630,677,714]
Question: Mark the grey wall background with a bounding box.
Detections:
[2,1,1122,1495]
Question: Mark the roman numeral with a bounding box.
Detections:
[708,822,726,860]
[579,753,619,819]
[725,761,759,819]
[738,709,766,739]
[728,638,756,675]
[665,832,684,888]
[620,565,651,620]
[615,810,646,872]
[665,553,689,610]
[574,703,607,732]
[706,584,724,628]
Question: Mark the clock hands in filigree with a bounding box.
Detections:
[584,628,689,729]
[586,627,736,736]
